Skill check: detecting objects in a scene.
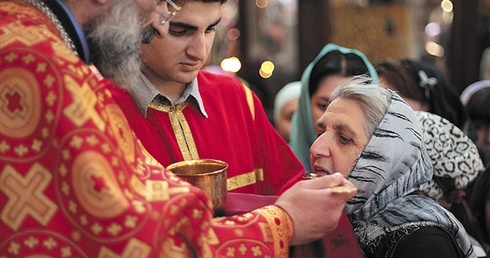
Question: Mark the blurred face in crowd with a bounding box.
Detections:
[310,75,351,133]
[310,97,369,178]
[85,0,165,87]
[140,0,222,86]
[277,98,299,142]
[475,122,490,155]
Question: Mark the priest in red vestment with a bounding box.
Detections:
[0,0,356,257]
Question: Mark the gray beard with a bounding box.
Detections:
[84,0,149,88]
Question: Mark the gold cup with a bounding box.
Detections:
[167,159,228,216]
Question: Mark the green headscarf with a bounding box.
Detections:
[289,43,379,171]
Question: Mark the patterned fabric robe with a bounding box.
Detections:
[0,1,293,257]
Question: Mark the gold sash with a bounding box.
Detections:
[149,101,199,160]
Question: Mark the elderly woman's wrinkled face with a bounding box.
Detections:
[310,75,351,133]
[310,97,370,178]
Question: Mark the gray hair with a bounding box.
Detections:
[85,0,143,88]
[330,76,391,136]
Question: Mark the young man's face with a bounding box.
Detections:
[140,1,222,85]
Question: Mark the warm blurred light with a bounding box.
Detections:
[442,10,453,24]
[425,22,441,38]
[260,61,275,74]
[441,0,453,13]
[256,0,268,8]
[259,61,274,79]
[221,57,241,73]
[425,41,445,57]
[259,69,272,79]
[227,28,240,40]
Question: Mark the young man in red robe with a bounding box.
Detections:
[0,0,357,257]
[106,0,304,195]
[105,0,363,256]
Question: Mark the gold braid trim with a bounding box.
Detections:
[149,101,199,160]
[226,169,264,191]
[242,84,255,121]
[255,205,294,258]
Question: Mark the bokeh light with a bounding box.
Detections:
[256,0,268,8]
[220,57,242,73]
[425,22,441,38]
[259,61,275,78]
[425,41,444,57]
[441,0,453,13]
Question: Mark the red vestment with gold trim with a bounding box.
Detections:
[106,71,305,195]
[0,1,293,256]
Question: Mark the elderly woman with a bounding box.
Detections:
[310,77,475,257]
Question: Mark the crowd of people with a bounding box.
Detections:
[273,46,490,257]
[1,0,490,257]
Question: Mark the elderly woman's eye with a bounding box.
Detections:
[339,135,352,144]
[316,130,325,138]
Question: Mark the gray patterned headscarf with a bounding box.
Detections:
[345,90,475,257]
[416,111,484,202]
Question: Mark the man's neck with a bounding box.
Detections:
[141,69,186,103]
[158,82,186,103]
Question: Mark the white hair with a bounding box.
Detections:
[84,0,144,88]
[330,75,391,136]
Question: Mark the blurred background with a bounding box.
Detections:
[204,0,489,119]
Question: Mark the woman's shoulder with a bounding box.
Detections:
[391,226,466,258]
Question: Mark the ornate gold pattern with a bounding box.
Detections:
[130,174,190,202]
[0,230,88,257]
[255,206,293,257]
[227,168,264,191]
[98,238,151,258]
[255,168,264,181]
[0,163,58,231]
[0,68,41,138]
[0,2,297,256]
[0,22,46,49]
[70,150,129,218]
[0,48,61,162]
[64,76,104,130]
[105,103,136,163]
[149,101,199,160]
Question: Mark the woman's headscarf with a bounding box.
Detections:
[273,81,301,126]
[346,90,475,257]
[416,111,484,202]
[289,43,378,171]
[460,80,490,107]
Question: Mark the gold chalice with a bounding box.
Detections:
[167,159,228,216]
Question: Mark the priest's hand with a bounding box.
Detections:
[274,172,357,246]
